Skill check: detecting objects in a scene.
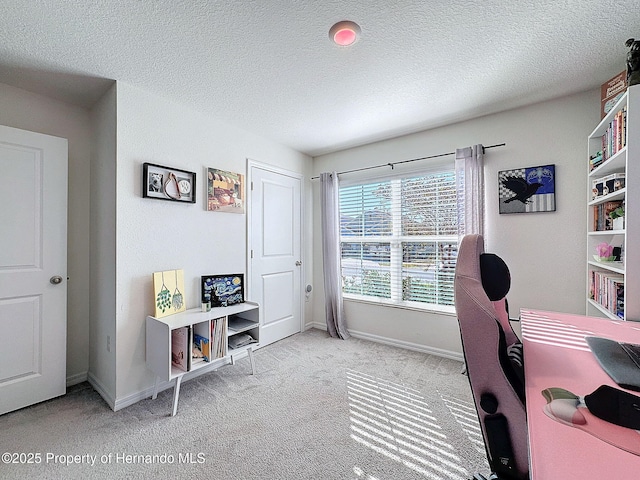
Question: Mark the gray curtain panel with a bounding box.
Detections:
[455,144,485,239]
[320,172,349,339]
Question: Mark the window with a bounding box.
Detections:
[339,170,459,311]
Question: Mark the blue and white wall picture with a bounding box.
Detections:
[498,164,556,214]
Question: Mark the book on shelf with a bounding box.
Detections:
[590,270,624,318]
[193,333,210,362]
[589,151,603,172]
[171,326,189,372]
[599,106,627,162]
[600,70,627,119]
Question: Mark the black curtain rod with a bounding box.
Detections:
[311,143,506,180]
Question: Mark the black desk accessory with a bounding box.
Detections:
[585,336,640,392]
[584,384,640,430]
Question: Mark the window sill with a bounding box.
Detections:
[343,294,456,316]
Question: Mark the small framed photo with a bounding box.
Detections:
[143,162,196,203]
[201,274,244,307]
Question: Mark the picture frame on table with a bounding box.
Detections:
[201,274,245,307]
[142,162,196,203]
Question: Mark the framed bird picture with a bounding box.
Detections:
[498,164,556,214]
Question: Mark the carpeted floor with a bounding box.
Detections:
[0,329,489,479]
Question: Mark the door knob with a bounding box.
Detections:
[295,261,302,266]
[50,275,63,285]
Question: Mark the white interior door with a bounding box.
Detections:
[0,125,68,415]
[249,163,302,347]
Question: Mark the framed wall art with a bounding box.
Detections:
[201,274,244,307]
[498,164,556,214]
[207,168,245,213]
[143,162,196,203]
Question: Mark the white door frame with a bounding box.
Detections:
[246,158,305,337]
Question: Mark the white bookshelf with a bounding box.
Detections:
[146,301,260,415]
[586,85,640,321]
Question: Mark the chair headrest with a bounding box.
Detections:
[456,234,484,279]
[480,253,511,301]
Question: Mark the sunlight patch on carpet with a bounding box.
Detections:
[346,369,470,480]
[441,394,486,454]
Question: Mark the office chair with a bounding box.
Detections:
[454,234,528,480]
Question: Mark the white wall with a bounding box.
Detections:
[112,83,312,406]
[88,84,117,402]
[0,77,599,404]
[312,89,599,358]
[0,82,93,384]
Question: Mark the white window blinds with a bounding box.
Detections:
[339,170,459,310]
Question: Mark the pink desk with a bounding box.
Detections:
[521,309,640,479]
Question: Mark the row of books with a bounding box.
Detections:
[211,317,227,359]
[592,200,623,231]
[600,106,627,165]
[170,317,228,372]
[589,270,624,319]
[589,151,604,171]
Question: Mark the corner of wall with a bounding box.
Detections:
[87,83,118,403]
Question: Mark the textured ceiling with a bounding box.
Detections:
[1,1,638,156]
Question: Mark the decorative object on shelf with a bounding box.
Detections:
[498,164,556,214]
[609,205,625,231]
[594,242,616,262]
[153,269,187,317]
[143,163,196,203]
[626,38,640,86]
[591,172,625,198]
[201,274,245,307]
[206,167,245,213]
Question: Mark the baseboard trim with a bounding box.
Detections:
[87,372,116,411]
[112,356,238,412]
[306,321,326,331]
[348,329,463,361]
[66,371,88,387]
[308,324,463,362]
[114,385,159,412]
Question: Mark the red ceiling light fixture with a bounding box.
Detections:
[329,20,361,47]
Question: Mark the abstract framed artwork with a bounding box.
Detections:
[143,162,196,203]
[207,168,245,213]
[498,164,556,214]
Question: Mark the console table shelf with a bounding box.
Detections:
[146,301,260,416]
